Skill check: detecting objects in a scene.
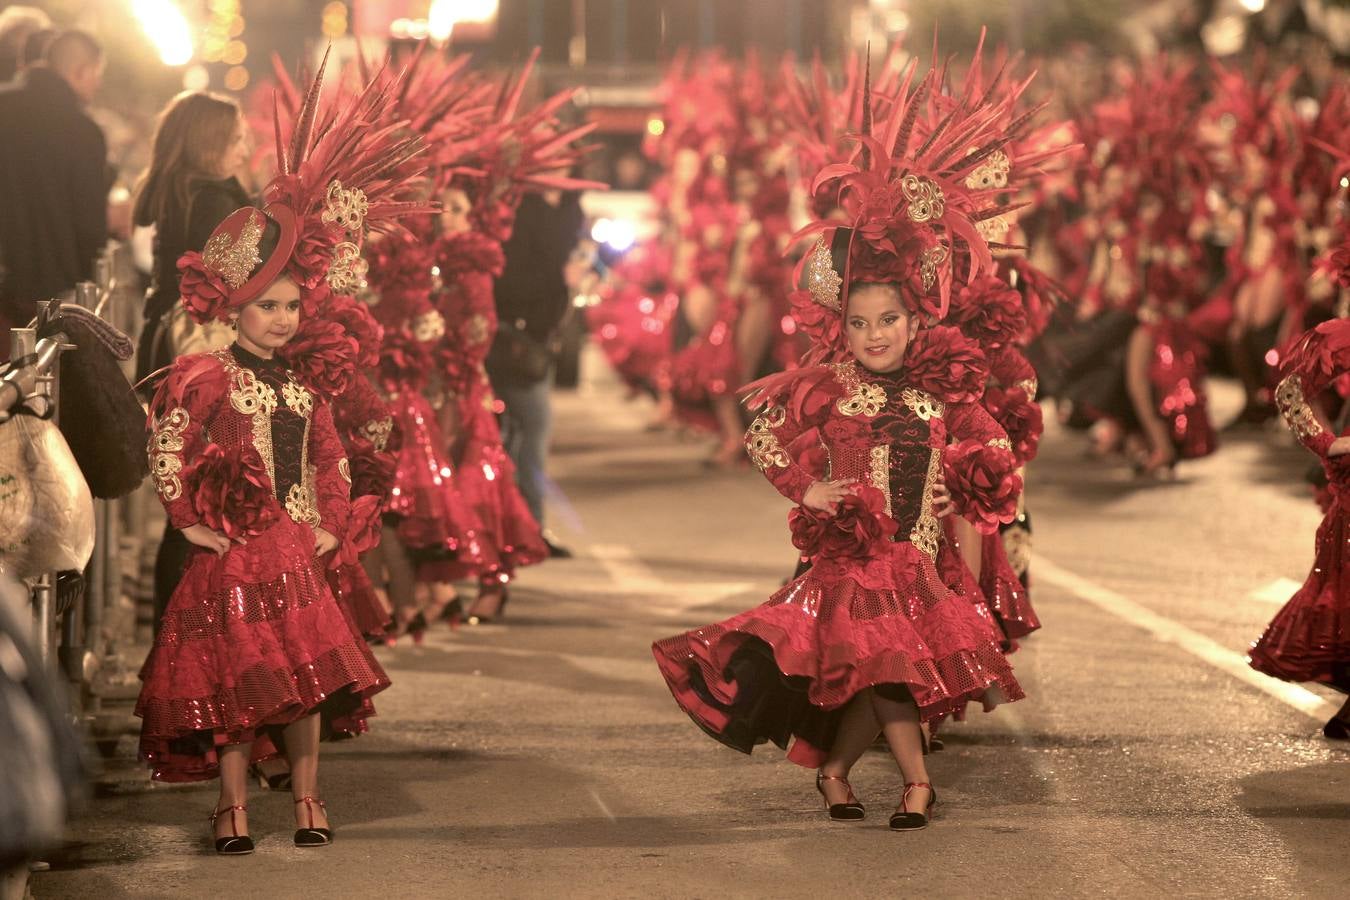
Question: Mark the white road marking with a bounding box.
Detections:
[1036,557,1338,721]
[589,543,754,615]
[1247,577,1304,606]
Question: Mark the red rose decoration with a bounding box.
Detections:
[348,438,399,499]
[378,328,432,393]
[903,325,988,403]
[948,276,1027,351]
[942,439,1022,535]
[789,288,842,354]
[334,494,383,567]
[982,385,1044,466]
[281,316,359,398]
[186,443,278,540]
[289,220,342,290]
[788,483,899,560]
[177,252,233,324]
[435,231,506,280]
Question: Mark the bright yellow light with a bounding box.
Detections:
[646,118,665,136]
[428,0,500,41]
[1239,0,1265,11]
[133,0,194,66]
[222,40,247,66]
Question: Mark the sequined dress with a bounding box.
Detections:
[137,344,390,781]
[652,359,1025,768]
[423,231,547,582]
[1249,359,1350,691]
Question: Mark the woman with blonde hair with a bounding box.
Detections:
[133,90,251,384]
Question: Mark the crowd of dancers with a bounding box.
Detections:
[30,27,1348,852]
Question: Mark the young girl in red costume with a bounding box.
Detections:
[654,49,1058,830]
[136,51,433,853]
[1250,299,1350,738]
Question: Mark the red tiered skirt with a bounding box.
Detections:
[1250,490,1350,692]
[385,389,482,562]
[137,515,390,782]
[652,541,1023,769]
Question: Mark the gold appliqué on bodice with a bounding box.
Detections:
[869,445,892,517]
[228,368,278,417]
[412,309,446,342]
[149,407,189,501]
[285,482,322,526]
[746,405,790,471]
[282,378,313,416]
[987,437,1012,450]
[1275,375,1324,444]
[909,449,944,560]
[1014,377,1038,398]
[338,458,352,484]
[901,387,944,421]
[466,314,491,346]
[830,363,887,417]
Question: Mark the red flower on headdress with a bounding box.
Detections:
[281,316,359,398]
[903,325,988,403]
[789,288,842,353]
[186,443,279,540]
[942,439,1022,535]
[788,483,899,560]
[948,276,1027,351]
[982,385,1043,465]
[177,252,233,324]
[289,220,343,290]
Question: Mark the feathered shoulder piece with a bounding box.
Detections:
[265,46,439,294]
[1281,319,1350,395]
[903,325,988,404]
[144,350,232,419]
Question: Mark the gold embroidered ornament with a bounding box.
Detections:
[202,209,265,289]
[830,364,887,417]
[149,407,190,501]
[282,379,313,416]
[901,175,945,223]
[361,416,393,453]
[321,180,369,234]
[805,237,843,311]
[284,482,322,526]
[327,241,369,295]
[963,149,1011,191]
[901,387,944,421]
[229,370,278,417]
[919,245,948,292]
[746,406,790,470]
[413,309,447,342]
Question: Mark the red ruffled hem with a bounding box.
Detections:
[328,561,391,639]
[981,531,1040,642]
[652,548,1023,769]
[137,530,391,782]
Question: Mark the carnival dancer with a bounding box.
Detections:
[136,50,433,852]
[654,45,1054,830]
[1249,189,1350,739]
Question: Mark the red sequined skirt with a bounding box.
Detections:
[328,561,391,640]
[420,396,546,583]
[386,389,481,557]
[1146,318,1217,461]
[652,541,1024,769]
[934,521,1039,649]
[136,516,391,782]
[1250,498,1350,692]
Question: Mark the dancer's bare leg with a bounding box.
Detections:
[215,743,251,840]
[283,713,329,831]
[818,689,883,805]
[870,689,932,814]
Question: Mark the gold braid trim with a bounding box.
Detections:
[1275,375,1325,444]
[909,448,944,560]
[869,445,892,517]
[149,407,189,501]
[746,406,790,471]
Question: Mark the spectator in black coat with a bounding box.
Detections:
[0,29,108,344]
[488,189,585,556]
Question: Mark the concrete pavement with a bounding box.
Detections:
[34,356,1350,899]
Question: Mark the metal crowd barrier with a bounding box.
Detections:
[0,244,138,717]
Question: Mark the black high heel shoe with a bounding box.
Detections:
[815,772,865,821]
[293,796,332,847]
[889,782,936,831]
[1324,715,1350,740]
[210,803,254,855]
[466,590,510,626]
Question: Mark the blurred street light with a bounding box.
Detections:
[132,0,193,66]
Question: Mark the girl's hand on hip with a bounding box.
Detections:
[802,478,856,515]
[314,527,340,556]
[182,523,231,556]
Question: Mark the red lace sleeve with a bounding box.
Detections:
[147,354,226,531]
[309,400,351,536]
[744,370,838,505]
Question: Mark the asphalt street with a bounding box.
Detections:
[35,351,1350,899]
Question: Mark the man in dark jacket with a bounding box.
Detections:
[0,29,108,339]
[489,189,585,556]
